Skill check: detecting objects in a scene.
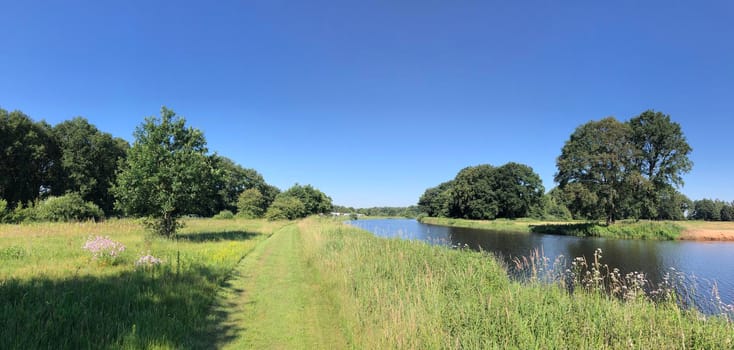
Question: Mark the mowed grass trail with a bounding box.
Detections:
[217,223,348,349]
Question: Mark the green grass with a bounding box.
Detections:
[3,217,732,348]
[216,222,348,349]
[420,216,685,240]
[298,217,733,348]
[0,218,285,349]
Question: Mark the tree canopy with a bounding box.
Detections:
[555,111,693,223]
[113,107,218,236]
[51,117,129,214]
[419,162,544,220]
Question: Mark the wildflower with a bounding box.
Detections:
[136,253,164,267]
[82,235,125,262]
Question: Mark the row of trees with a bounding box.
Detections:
[1,107,333,236]
[419,162,545,220]
[419,110,701,224]
[331,205,422,218]
[690,199,734,221]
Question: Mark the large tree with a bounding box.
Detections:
[493,162,544,219]
[0,108,58,207]
[280,184,332,216]
[555,117,638,224]
[418,180,453,217]
[113,107,218,237]
[51,117,129,214]
[450,165,498,220]
[628,110,693,219]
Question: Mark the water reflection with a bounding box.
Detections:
[347,219,734,314]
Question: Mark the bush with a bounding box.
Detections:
[0,199,7,223]
[7,202,38,223]
[265,195,306,220]
[35,193,104,222]
[213,209,235,219]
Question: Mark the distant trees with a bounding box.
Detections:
[0,108,58,208]
[555,111,693,224]
[419,162,544,220]
[237,188,266,218]
[689,199,734,221]
[51,117,129,214]
[264,184,332,220]
[113,107,219,236]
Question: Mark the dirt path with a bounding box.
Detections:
[205,223,348,349]
[679,229,734,241]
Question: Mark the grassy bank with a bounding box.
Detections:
[300,217,733,348]
[0,218,284,349]
[419,216,684,240]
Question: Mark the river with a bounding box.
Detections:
[347,218,734,315]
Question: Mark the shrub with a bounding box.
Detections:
[0,199,8,223]
[213,209,235,219]
[7,202,38,223]
[35,193,104,222]
[265,195,306,220]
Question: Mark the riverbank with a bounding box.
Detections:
[419,217,734,241]
[299,217,733,348]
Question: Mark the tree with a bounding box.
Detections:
[113,107,218,237]
[51,117,129,214]
[418,180,453,217]
[210,155,269,214]
[628,110,693,219]
[690,199,720,221]
[493,162,544,219]
[265,194,306,220]
[556,117,638,224]
[450,165,498,220]
[237,188,266,218]
[281,184,332,216]
[0,108,58,207]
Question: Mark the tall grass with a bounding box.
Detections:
[0,218,284,349]
[299,217,734,348]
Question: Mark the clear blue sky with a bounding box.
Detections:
[1,1,732,207]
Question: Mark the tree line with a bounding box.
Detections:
[419,110,728,223]
[0,107,333,235]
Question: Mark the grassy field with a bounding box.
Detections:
[0,218,285,349]
[419,216,686,240]
[2,217,733,348]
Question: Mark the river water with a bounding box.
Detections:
[347,219,734,314]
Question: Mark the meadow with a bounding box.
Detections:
[0,218,285,349]
[2,217,733,349]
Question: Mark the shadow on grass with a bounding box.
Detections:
[0,264,249,349]
[529,223,600,237]
[177,230,261,243]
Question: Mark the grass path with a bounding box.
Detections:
[208,223,348,349]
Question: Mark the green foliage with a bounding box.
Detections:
[419,162,544,220]
[265,195,306,220]
[237,188,266,218]
[213,209,235,219]
[493,162,544,219]
[690,198,734,221]
[51,117,129,214]
[210,155,272,215]
[35,193,104,222]
[530,221,683,240]
[0,199,7,223]
[0,108,58,208]
[418,181,453,217]
[450,164,499,219]
[556,111,693,224]
[113,107,218,237]
[556,117,636,224]
[280,184,332,216]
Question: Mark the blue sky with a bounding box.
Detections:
[2,1,732,207]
